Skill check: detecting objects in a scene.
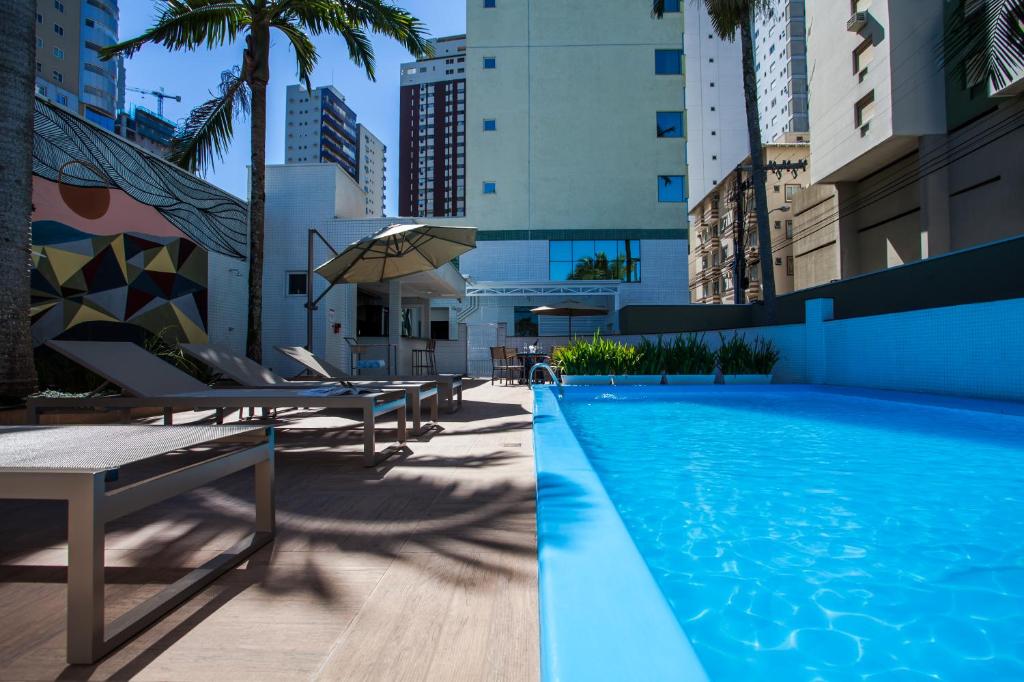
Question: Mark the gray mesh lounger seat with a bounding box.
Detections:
[277,345,464,413]
[0,424,274,664]
[28,341,407,466]
[181,343,439,434]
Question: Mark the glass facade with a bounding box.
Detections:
[658,175,686,202]
[656,111,684,137]
[549,240,641,282]
[514,307,539,336]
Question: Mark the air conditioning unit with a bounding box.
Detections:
[847,11,868,32]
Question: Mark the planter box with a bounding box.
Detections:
[664,374,717,385]
[560,375,612,386]
[723,374,773,384]
[611,375,664,385]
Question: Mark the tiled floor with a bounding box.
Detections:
[0,380,538,681]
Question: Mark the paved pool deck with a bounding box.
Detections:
[0,380,538,681]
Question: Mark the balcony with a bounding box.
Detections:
[745,281,762,301]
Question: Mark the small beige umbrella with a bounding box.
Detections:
[315,223,477,285]
[530,299,609,338]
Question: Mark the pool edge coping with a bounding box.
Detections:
[532,385,709,682]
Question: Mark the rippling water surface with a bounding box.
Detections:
[558,387,1024,681]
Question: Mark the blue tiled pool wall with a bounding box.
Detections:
[604,297,1024,401]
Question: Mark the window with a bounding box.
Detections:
[54,0,64,11]
[36,37,43,49]
[53,23,64,36]
[549,240,641,282]
[483,118,497,131]
[855,90,875,129]
[785,184,799,202]
[482,181,496,194]
[655,49,683,75]
[483,56,496,69]
[785,220,794,238]
[287,272,308,296]
[662,0,681,11]
[656,111,684,138]
[84,18,95,27]
[37,13,42,23]
[52,70,63,83]
[514,307,539,336]
[853,39,874,75]
[484,0,496,6]
[53,47,64,59]
[658,175,685,202]
[786,256,794,276]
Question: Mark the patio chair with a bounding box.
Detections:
[28,341,408,466]
[490,346,510,386]
[504,347,526,386]
[181,343,439,434]
[411,338,437,376]
[276,345,464,413]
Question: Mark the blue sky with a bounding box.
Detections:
[118,2,467,214]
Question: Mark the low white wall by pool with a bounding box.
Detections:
[511,296,1024,401]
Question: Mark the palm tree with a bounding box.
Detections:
[940,0,1024,94]
[0,2,40,400]
[100,1,431,362]
[653,0,776,318]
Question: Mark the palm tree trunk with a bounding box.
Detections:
[244,27,270,363]
[739,13,777,319]
[0,3,39,400]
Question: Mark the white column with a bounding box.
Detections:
[388,279,402,374]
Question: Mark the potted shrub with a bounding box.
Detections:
[664,333,717,384]
[613,336,665,385]
[553,333,613,385]
[716,332,779,384]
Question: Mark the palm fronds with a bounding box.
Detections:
[940,0,1024,93]
[98,1,247,60]
[170,68,251,174]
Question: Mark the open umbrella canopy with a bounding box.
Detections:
[530,299,609,317]
[315,223,477,285]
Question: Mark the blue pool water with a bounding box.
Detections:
[555,386,1024,681]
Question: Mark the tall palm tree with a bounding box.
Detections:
[100,1,431,362]
[653,0,776,318]
[0,2,40,400]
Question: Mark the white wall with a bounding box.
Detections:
[206,250,248,356]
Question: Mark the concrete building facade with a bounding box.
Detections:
[754,0,809,142]
[34,0,120,129]
[398,35,468,218]
[684,0,749,204]
[796,0,1024,286]
[357,124,387,216]
[688,136,810,304]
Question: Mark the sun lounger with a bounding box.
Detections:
[180,343,439,433]
[0,424,274,664]
[28,341,407,465]
[277,345,464,413]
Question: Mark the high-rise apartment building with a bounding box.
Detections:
[684,1,749,206]
[753,0,809,142]
[357,124,387,216]
[284,84,385,217]
[34,0,121,129]
[114,106,175,157]
[398,35,468,217]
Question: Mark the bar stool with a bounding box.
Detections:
[411,338,437,376]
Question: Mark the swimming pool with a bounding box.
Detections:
[534,385,1024,681]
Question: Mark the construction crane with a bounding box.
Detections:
[125,86,181,117]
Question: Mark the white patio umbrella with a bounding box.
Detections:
[531,299,609,337]
[315,223,477,285]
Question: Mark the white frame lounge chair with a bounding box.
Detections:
[277,345,464,413]
[0,424,274,664]
[28,341,407,466]
[180,343,439,434]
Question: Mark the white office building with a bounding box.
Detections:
[433,0,691,373]
[754,0,809,142]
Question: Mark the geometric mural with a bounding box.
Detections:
[31,222,208,346]
[30,97,247,348]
